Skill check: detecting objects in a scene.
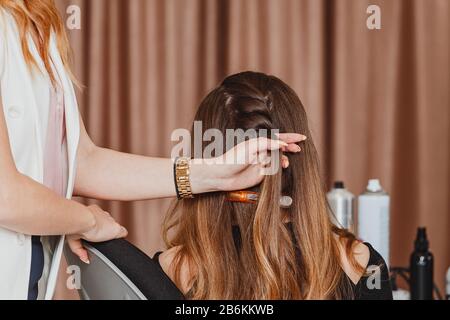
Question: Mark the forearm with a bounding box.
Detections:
[74,147,186,200]
[0,171,95,236]
[74,144,220,201]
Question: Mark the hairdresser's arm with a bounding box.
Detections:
[74,116,304,201]
[0,92,126,262]
[0,97,92,235]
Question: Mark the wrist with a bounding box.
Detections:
[78,206,97,237]
[189,159,220,194]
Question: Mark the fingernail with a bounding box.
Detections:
[297,145,302,152]
[82,257,90,264]
[301,135,308,141]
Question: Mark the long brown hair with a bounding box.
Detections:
[164,72,362,299]
[0,0,75,84]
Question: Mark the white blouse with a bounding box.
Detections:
[0,8,80,300]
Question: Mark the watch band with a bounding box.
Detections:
[174,157,194,199]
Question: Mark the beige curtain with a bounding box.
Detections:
[54,0,449,299]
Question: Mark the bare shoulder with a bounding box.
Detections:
[335,236,370,285]
[158,246,193,294]
[158,246,182,278]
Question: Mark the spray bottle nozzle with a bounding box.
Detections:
[414,227,429,251]
[334,181,345,189]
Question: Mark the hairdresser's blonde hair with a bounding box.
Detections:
[0,0,76,84]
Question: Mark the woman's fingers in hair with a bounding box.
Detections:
[282,143,302,153]
[251,137,288,154]
[281,155,290,169]
[250,138,295,169]
[223,136,303,169]
[256,153,289,170]
[250,135,305,155]
[276,133,307,144]
[276,133,306,153]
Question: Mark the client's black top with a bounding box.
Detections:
[153,224,393,300]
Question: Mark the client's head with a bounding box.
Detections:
[164,71,357,300]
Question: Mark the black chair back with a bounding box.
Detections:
[64,239,185,300]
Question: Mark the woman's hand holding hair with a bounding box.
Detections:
[75,114,306,200]
[67,205,128,264]
[189,133,307,193]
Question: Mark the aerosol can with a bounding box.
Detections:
[358,179,390,267]
[327,181,355,232]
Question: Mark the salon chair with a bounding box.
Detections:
[64,239,185,300]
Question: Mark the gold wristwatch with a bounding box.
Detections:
[175,157,194,199]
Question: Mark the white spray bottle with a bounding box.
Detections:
[358,179,391,267]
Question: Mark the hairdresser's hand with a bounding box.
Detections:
[190,133,306,193]
[67,205,128,264]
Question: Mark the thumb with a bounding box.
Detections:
[68,238,90,264]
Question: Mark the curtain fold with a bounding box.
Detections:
[55,0,449,299]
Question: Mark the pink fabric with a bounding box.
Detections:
[43,81,68,196]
